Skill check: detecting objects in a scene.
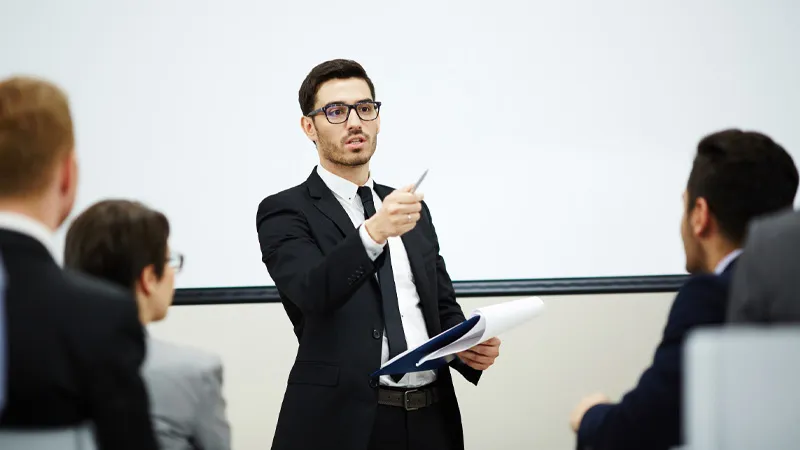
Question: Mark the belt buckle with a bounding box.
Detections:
[403,389,420,411]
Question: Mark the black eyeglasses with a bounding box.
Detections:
[307,101,381,124]
[166,251,184,273]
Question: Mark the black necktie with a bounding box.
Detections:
[357,186,407,382]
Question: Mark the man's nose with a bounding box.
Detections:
[346,107,363,129]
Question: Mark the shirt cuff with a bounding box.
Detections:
[359,224,385,260]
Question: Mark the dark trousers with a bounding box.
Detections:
[368,394,457,450]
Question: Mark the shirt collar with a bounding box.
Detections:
[0,212,61,264]
[316,164,375,201]
[714,249,742,274]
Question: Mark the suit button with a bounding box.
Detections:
[369,378,378,388]
[372,329,381,339]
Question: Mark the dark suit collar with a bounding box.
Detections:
[305,168,427,249]
[0,228,58,265]
[372,183,393,200]
[715,249,742,276]
[0,212,60,263]
[306,166,397,238]
[314,164,377,203]
[306,167,358,237]
[714,252,740,287]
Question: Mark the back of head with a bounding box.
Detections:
[0,76,74,199]
[64,199,170,292]
[687,129,799,246]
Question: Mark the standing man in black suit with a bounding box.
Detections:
[256,59,501,450]
[0,76,158,450]
[568,129,799,450]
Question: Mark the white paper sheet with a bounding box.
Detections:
[417,296,545,365]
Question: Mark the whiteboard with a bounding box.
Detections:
[2,0,798,289]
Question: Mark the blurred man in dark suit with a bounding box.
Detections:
[570,129,799,450]
[0,76,157,450]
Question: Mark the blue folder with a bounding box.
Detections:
[371,315,481,376]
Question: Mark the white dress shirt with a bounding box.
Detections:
[0,212,60,263]
[316,165,436,388]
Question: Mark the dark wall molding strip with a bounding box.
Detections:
[173,274,688,306]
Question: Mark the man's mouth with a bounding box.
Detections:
[344,135,367,149]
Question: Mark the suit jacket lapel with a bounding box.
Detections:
[306,168,357,238]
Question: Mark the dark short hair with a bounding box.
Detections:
[298,59,376,115]
[0,76,74,197]
[687,129,799,244]
[65,200,170,291]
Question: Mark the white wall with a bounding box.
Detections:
[149,292,674,450]
[4,0,798,287]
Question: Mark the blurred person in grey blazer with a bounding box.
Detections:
[64,199,231,450]
[728,208,800,323]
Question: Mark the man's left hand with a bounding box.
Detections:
[569,392,611,432]
[457,337,501,370]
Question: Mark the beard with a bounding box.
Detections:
[317,129,377,168]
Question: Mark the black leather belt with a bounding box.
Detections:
[378,386,440,411]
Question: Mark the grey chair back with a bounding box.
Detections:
[0,423,96,450]
[683,326,800,450]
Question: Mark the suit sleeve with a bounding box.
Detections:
[256,194,379,315]
[422,202,483,385]
[192,358,231,450]
[90,297,158,450]
[577,277,727,450]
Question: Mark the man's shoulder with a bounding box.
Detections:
[256,179,312,216]
[145,338,223,383]
[60,269,138,319]
[677,273,729,298]
[667,273,730,332]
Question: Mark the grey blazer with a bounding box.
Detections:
[727,209,800,323]
[142,337,231,450]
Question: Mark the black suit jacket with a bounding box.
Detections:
[0,229,158,450]
[256,168,481,450]
[577,260,737,450]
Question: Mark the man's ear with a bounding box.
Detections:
[691,197,712,237]
[301,116,317,145]
[57,150,77,195]
[139,264,157,296]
